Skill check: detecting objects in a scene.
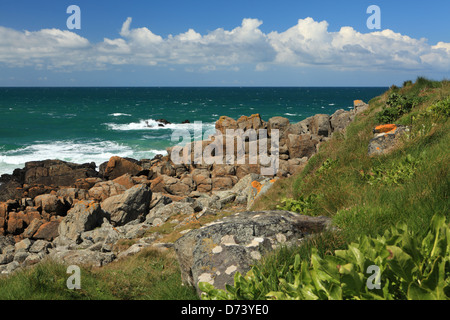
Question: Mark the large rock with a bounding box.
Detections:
[211,176,236,191]
[0,181,23,202]
[287,134,318,159]
[145,201,195,225]
[23,219,45,239]
[33,221,60,241]
[101,184,152,226]
[56,188,89,205]
[6,211,27,235]
[215,116,238,134]
[174,211,332,295]
[268,116,290,136]
[310,114,331,137]
[88,180,127,202]
[102,156,143,180]
[49,249,115,267]
[0,235,15,254]
[354,100,370,114]
[34,194,70,216]
[79,219,122,252]
[368,125,410,156]
[149,192,173,210]
[58,201,106,242]
[191,169,212,193]
[23,160,98,186]
[236,114,265,131]
[330,109,354,133]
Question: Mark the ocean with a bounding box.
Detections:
[0,87,387,176]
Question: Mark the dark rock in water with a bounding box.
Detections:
[174,210,332,295]
[156,119,171,126]
[182,120,191,124]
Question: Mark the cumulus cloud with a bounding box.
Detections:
[0,26,90,68]
[0,17,448,72]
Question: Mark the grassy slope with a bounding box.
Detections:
[248,78,449,289]
[0,248,199,300]
[0,77,448,300]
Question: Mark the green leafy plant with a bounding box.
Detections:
[422,96,450,120]
[376,92,424,124]
[276,194,320,216]
[200,213,450,300]
[360,154,419,186]
[316,158,338,174]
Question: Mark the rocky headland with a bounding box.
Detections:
[0,101,370,293]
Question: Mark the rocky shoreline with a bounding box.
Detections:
[0,101,368,293]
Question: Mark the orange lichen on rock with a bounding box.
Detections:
[251,181,262,194]
[354,100,363,106]
[374,124,397,134]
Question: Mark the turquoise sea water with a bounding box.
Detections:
[0,87,387,175]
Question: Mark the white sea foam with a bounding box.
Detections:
[109,113,132,117]
[284,113,298,116]
[0,140,166,176]
[105,119,215,132]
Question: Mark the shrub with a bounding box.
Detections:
[376,92,424,124]
[360,154,420,186]
[199,213,450,300]
[316,158,338,174]
[427,96,450,119]
[276,194,320,216]
[403,80,413,87]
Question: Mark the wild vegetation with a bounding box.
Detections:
[202,77,450,300]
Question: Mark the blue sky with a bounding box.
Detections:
[0,0,449,86]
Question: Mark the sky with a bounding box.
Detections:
[0,0,449,87]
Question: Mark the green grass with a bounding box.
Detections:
[0,248,199,300]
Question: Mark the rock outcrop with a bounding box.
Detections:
[0,100,366,276]
[174,211,332,294]
[368,124,410,156]
[101,184,152,226]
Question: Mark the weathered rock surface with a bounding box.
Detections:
[48,248,116,267]
[88,180,127,202]
[58,201,106,242]
[101,184,152,226]
[23,160,98,187]
[368,125,410,156]
[101,156,143,180]
[174,210,332,294]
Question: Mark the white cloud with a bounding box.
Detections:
[0,17,448,72]
[0,26,90,68]
[268,18,447,71]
